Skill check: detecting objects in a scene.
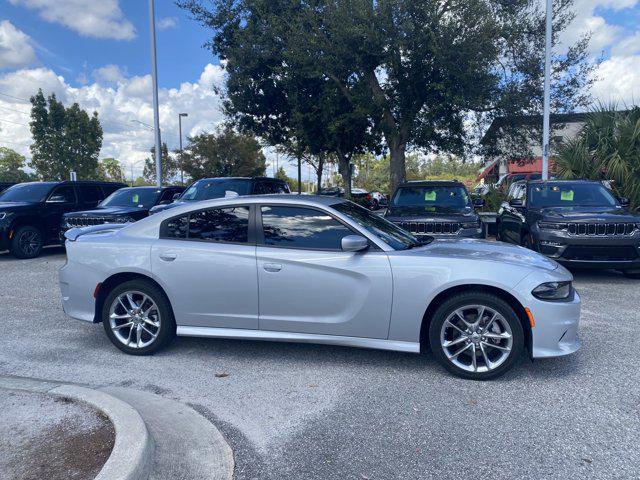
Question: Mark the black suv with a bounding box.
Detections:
[497,180,640,278]
[0,180,126,258]
[385,180,485,238]
[60,185,185,237]
[0,182,15,194]
[149,177,290,215]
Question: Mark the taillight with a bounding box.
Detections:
[366,194,372,200]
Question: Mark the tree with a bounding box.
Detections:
[144,143,179,184]
[555,106,640,207]
[0,147,34,182]
[99,157,126,183]
[180,127,266,180]
[29,89,103,180]
[180,0,593,195]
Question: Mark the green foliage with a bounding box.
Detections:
[98,157,126,183]
[274,166,296,191]
[0,147,34,182]
[480,187,508,213]
[144,143,179,184]
[180,0,593,195]
[181,127,266,181]
[555,106,640,207]
[29,89,103,181]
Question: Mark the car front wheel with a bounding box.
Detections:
[428,292,524,380]
[10,225,43,259]
[102,280,176,355]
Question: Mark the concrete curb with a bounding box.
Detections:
[0,375,154,480]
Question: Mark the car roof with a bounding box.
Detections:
[398,180,464,187]
[526,179,601,185]
[192,177,286,183]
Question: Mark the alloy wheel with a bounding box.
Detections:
[440,304,513,373]
[19,230,41,256]
[108,291,161,349]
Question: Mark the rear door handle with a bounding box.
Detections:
[263,263,282,272]
[159,253,177,262]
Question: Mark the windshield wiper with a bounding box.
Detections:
[405,237,434,249]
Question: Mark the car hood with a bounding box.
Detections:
[405,238,560,272]
[538,205,639,222]
[0,201,39,211]
[386,206,477,223]
[63,206,146,218]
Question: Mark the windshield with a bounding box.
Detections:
[180,179,251,201]
[392,185,470,211]
[0,183,53,203]
[529,183,618,208]
[100,188,161,208]
[332,201,422,250]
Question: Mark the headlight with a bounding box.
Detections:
[532,281,572,300]
[538,222,568,230]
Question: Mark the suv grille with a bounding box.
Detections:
[66,216,113,227]
[562,245,639,262]
[567,222,636,236]
[395,221,461,235]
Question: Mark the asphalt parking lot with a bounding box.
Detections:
[1,247,639,480]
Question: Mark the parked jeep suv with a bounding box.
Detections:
[385,180,485,238]
[60,185,185,237]
[149,177,291,215]
[0,180,126,258]
[497,180,640,278]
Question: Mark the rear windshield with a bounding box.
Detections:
[101,188,161,208]
[529,183,618,207]
[0,183,53,202]
[180,179,251,201]
[392,185,470,208]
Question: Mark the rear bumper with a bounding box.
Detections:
[59,254,99,323]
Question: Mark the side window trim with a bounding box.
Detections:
[256,203,362,251]
[159,204,255,246]
[48,185,78,203]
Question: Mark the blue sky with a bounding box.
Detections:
[0,0,639,180]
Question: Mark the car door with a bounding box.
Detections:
[77,184,103,209]
[44,185,78,241]
[256,204,393,339]
[151,205,259,329]
[500,183,526,243]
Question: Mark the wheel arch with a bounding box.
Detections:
[93,272,174,323]
[9,215,46,237]
[419,284,532,357]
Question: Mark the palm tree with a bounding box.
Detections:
[554,105,640,207]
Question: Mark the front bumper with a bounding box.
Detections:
[534,226,640,270]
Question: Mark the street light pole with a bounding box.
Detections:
[542,0,553,181]
[178,113,188,185]
[149,0,162,187]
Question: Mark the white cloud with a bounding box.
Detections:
[157,17,178,30]
[8,0,136,41]
[0,21,37,69]
[0,64,229,179]
[611,31,640,57]
[92,64,128,85]
[590,54,640,105]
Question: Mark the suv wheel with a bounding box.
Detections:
[622,270,640,280]
[102,280,176,355]
[10,225,43,259]
[428,292,524,380]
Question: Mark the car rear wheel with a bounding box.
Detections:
[428,292,524,380]
[622,270,640,279]
[10,225,43,259]
[102,280,176,355]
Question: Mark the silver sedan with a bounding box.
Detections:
[59,195,580,380]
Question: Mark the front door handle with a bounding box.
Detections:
[159,253,177,262]
[263,263,282,272]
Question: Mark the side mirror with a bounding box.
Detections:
[341,235,369,252]
[47,195,67,203]
[619,197,630,207]
[172,193,181,201]
[509,198,524,208]
[473,198,485,208]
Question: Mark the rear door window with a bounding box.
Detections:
[78,185,102,206]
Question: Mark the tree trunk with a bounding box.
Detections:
[315,154,325,194]
[337,150,351,197]
[388,139,406,196]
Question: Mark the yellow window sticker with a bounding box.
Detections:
[424,191,437,201]
[560,190,574,201]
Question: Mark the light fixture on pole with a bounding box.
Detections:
[541,0,553,181]
[178,113,188,185]
[149,0,162,187]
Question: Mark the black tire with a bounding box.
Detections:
[428,292,524,380]
[622,270,640,279]
[10,225,43,259]
[102,279,176,355]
